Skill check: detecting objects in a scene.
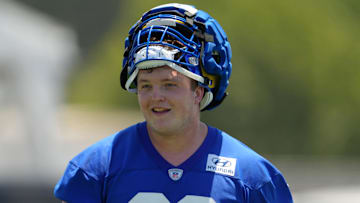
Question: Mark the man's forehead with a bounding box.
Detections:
[137,66,184,80]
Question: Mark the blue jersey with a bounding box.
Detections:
[54,122,293,203]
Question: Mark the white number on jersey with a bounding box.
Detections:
[129,192,216,203]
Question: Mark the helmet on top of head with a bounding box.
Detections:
[120,3,232,111]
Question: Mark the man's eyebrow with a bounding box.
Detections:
[162,78,178,82]
[138,78,178,83]
[137,78,149,83]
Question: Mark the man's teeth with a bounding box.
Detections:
[153,108,168,112]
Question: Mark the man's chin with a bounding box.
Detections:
[147,121,178,135]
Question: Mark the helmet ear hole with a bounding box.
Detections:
[212,50,221,64]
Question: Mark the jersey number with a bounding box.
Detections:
[129,192,216,203]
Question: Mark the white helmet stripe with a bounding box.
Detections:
[151,3,198,16]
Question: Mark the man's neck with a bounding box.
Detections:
[147,121,208,166]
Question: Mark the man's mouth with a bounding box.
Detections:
[152,107,171,113]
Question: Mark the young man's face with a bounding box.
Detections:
[137,66,203,135]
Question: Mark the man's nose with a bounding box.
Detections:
[151,86,165,101]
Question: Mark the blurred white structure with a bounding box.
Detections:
[0,0,79,174]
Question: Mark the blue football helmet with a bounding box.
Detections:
[120,3,232,110]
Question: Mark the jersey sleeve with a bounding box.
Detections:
[249,173,293,203]
[54,161,103,203]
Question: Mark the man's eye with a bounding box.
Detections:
[140,84,151,89]
[165,83,176,87]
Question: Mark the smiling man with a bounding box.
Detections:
[137,66,207,167]
[54,3,293,203]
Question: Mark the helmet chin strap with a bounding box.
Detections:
[200,91,213,110]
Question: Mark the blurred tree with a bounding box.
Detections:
[18,0,122,55]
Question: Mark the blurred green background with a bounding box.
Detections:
[64,0,360,156]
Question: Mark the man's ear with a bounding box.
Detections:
[194,86,205,105]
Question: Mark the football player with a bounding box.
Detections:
[54,3,293,202]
